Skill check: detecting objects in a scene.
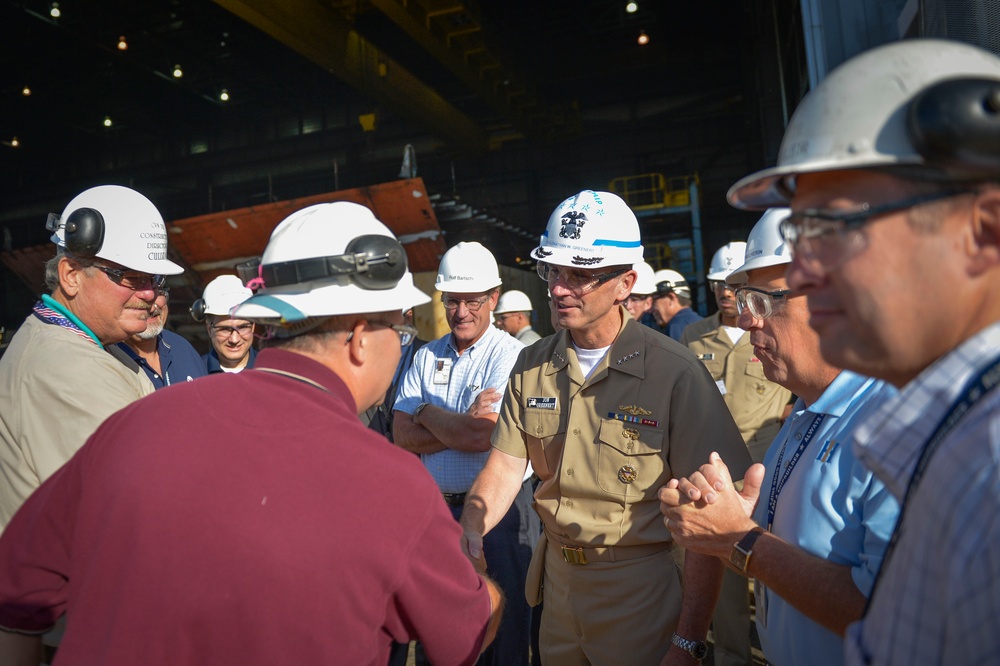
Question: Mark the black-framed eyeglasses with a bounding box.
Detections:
[211,323,255,339]
[92,264,166,291]
[735,286,796,319]
[537,262,628,295]
[442,295,490,312]
[778,190,969,271]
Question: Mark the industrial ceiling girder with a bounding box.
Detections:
[367,0,577,138]
[212,0,488,152]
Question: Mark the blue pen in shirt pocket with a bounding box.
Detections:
[816,439,839,463]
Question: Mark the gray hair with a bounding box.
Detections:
[43,252,94,292]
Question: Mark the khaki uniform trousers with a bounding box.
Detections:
[538,536,682,666]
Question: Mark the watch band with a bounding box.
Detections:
[671,633,708,661]
[730,526,765,574]
[412,402,430,424]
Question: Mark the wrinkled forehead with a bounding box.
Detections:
[744,263,789,289]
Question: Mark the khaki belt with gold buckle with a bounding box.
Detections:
[561,545,588,565]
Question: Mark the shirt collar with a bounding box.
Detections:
[546,306,645,379]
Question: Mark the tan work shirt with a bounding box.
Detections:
[492,308,750,547]
[681,314,791,462]
[0,314,154,529]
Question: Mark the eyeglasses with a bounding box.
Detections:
[735,286,796,319]
[779,190,967,271]
[368,322,419,346]
[211,323,254,339]
[92,264,166,291]
[709,280,735,296]
[494,313,517,322]
[537,262,628,295]
[626,294,651,303]
[442,296,489,312]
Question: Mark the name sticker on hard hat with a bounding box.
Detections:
[433,358,453,385]
[527,397,557,410]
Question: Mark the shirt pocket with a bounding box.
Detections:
[519,409,564,479]
[741,359,773,401]
[597,418,666,499]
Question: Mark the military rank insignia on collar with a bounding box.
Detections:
[616,350,641,365]
[552,349,567,364]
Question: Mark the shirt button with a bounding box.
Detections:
[566,468,574,476]
[795,432,803,441]
[535,426,543,434]
[572,428,581,435]
[565,499,573,507]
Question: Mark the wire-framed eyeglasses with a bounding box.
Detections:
[536,262,628,295]
[735,286,795,320]
[441,296,490,312]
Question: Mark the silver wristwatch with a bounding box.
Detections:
[671,633,708,661]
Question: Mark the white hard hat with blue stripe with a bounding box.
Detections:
[530,190,644,268]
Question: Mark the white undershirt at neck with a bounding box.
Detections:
[572,342,611,379]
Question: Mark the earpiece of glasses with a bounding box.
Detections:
[93,264,166,291]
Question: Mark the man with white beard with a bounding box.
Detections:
[117,286,205,388]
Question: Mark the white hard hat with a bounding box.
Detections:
[47,185,183,275]
[707,242,747,281]
[201,275,253,317]
[234,202,430,325]
[435,241,502,292]
[531,190,643,268]
[729,39,1000,209]
[495,289,533,314]
[726,209,793,285]
[653,269,691,300]
[631,262,657,295]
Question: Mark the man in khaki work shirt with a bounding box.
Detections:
[459,190,751,666]
[0,185,184,530]
[680,239,792,666]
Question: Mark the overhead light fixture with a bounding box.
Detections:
[49,2,60,18]
[117,36,128,51]
[22,86,31,97]
[172,64,183,79]
[219,88,230,102]
[9,137,19,148]
[637,30,650,46]
[103,116,112,127]
[626,2,638,13]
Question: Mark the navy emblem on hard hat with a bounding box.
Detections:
[559,211,586,240]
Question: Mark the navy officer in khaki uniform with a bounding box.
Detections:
[459,190,751,666]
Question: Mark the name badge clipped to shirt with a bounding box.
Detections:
[433,358,453,385]
[527,397,557,410]
[715,379,727,395]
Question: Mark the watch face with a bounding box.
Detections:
[730,549,750,572]
[692,643,708,660]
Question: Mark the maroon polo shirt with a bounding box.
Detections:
[0,348,490,665]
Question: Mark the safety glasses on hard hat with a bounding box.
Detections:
[778,190,968,271]
[92,264,166,291]
[537,262,628,295]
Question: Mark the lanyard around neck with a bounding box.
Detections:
[864,353,1000,614]
[766,412,826,532]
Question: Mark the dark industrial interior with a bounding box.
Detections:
[1,0,810,332]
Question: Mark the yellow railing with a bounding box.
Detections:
[609,173,699,210]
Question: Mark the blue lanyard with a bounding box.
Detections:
[865,353,1000,613]
[766,412,826,531]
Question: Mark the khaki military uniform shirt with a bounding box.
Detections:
[681,313,791,462]
[0,314,154,529]
[492,308,750,547]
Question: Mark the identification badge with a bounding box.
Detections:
[715,379,727,395]
[527,397,557,410]
[697,353,715,361]
[433,358,453,385]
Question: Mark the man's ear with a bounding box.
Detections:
[967,188,1000,276]
[58,257,84,297]
[345,318,369,364]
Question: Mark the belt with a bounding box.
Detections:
[546,531,673,565]
[442,492,467,506]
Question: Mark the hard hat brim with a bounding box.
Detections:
[726,253,793,286]
[234,280,430,323]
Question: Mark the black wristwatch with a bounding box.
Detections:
[671,633,708,661]
[412,402,430,424]
[730,526,765,574]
